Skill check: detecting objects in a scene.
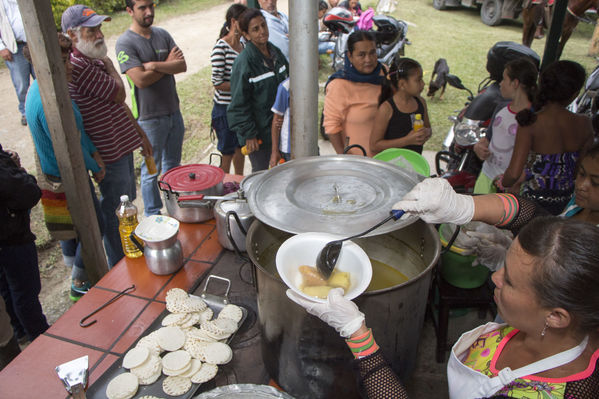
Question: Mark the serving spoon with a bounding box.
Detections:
[316,209,405,279]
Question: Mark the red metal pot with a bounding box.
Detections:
[158,164,224,223]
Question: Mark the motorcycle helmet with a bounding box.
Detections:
[323,7,354,34]
[372,15,403,42]
[486,41,540,82]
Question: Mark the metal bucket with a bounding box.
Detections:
[246,219,441,399]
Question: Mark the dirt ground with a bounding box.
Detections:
[0,1,288,327]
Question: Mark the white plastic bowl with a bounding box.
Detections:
[276,232,372,303]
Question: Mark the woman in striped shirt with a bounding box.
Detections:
[211,4,247,175]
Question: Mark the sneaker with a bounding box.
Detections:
[20,116,27,126]
[69,280,91,302]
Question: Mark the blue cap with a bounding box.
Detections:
[61,5,111,32]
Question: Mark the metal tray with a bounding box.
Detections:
[87,275,247,399]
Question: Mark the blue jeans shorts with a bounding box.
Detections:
[212,102,240,155]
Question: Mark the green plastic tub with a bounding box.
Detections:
[438,224,490,289]
[373,148,430,176]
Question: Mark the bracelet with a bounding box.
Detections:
[346,328,379,359]
[495,193,519,227]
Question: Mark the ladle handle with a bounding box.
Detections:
[344,210,405,242]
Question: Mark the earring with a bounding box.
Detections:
[541,322,549,337]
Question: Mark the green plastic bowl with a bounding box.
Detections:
[438,224,490,289]
[373,148,430,176]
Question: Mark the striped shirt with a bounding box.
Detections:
[68,48,141,164]
[210,39,241,105]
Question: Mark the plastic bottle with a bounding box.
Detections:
[240,140,263,156]
[413,114,424,131]
[116,195,143,258]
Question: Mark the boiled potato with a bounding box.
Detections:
[299,265,327,286]
[301,285,334,299]
[328,271,350,292]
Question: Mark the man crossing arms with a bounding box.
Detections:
[116,0,186,216]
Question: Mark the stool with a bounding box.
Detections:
[428,263,497,362]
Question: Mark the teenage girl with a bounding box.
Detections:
[501,60,594,215]
[473,58,538,194]
[210,4,247,175]
[370,58,432,155]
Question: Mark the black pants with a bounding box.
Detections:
[0,242,49,341]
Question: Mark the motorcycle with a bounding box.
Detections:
[322,7,410,72]
[435,41,540,193]
[569,63,599,118]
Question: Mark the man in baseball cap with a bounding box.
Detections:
[60,5,111,33]
[60,4,152,268]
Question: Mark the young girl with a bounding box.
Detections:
[210,4,247,175]
[501,60,594,215]
[370,58,431,155]
[473,58,538,194]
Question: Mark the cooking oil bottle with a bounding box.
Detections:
[413,113,424,131]
[116,195,143,258]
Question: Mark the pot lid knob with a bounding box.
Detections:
[189,172,196,179]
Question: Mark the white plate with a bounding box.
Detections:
[276,232,372,303]
[135,215,180,242]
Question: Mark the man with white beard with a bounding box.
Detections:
[61,5,152,268]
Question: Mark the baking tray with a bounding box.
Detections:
[87,275,248,399]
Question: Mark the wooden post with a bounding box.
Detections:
[17,0,109,282]
[541,0,567,70]
[589,23,599,56]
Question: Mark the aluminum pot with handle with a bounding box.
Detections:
[214,191,254,252]
[130,215,184,275]
[158,164,225,223]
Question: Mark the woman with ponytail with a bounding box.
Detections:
[500,60,593,215]
[472,58,538,194]
[210,3,247,174]
[370,57,431,155]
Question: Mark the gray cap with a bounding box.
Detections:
[61,5,111,32]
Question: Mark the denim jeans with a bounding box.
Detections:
[318,41,335,61]
[138,110,185,216]
[98,153,136,267]
[0,242,49,341]
[5,43,35,116]
[59,180,104,280]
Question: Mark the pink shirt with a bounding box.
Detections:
[323,79,380,157]
[68,49,141,164]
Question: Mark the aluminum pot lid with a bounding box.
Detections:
[216,199,252,217]
[240,170,266,194]
[194,384,295,398]
[161,164,224,192]
[246,155,419,236]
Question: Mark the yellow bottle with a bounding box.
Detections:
[145,155,158,175]
[240,139,263,156]
[116,195,143,258]
[413,113,424,131]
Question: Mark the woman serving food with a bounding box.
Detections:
[288,176,599,398]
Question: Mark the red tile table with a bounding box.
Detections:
[0,175,243,398]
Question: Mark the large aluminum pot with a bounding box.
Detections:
[158,164,224,223]
[246,219,440,399]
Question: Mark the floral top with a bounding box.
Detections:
[462,325,599,398]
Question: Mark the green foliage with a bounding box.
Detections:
[50,0,126,31]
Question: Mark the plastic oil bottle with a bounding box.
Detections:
[413,113,424,131]
[116,195,143,258]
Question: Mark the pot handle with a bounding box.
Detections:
[158,180,174,200]
[129,233,145,253]
[177,194,213,208]
[225,211,248,257]
[343,144,367,156]
[209,153,222,167]
[200,275,231,303]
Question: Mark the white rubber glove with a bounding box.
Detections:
[286,288,365,338]
[392,178,474,225]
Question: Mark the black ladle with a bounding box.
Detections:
[316,209,406,279]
